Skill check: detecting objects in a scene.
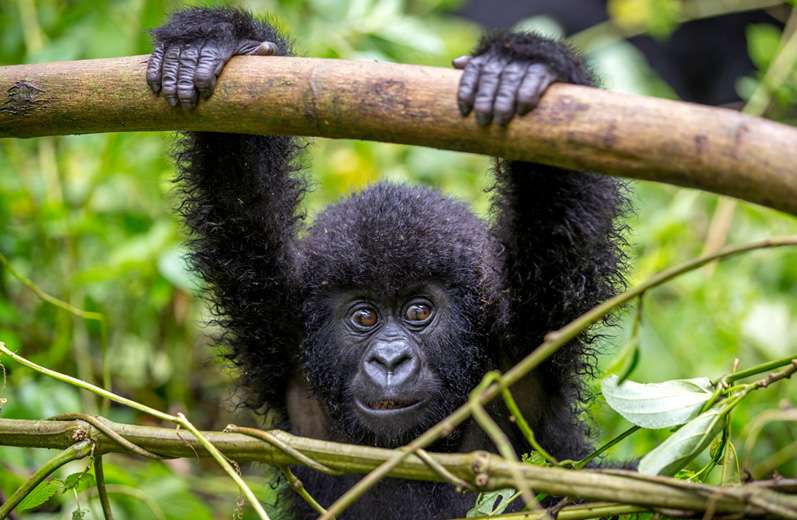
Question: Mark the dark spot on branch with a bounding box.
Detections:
[547,94,589,125]
[0,81,48,115]
[694,135,707,157]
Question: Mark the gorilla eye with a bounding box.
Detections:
[405,304,432,323]
[352,308,378,328]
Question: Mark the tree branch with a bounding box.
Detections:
[1,56,796,215]
[0,418,795,518]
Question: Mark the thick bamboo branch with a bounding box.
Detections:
[1,418,795,517]
[1,56,796,215]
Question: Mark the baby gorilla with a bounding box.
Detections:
[147,7,628,519]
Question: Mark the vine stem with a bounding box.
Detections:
[719,354,797,385]
[177,414,271,520]
[320,235,797,519]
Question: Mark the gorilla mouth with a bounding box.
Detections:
[366,399,418,411]
[356,397,423,414]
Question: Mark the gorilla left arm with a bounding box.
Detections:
[457,32,629,460]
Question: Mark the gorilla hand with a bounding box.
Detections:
[455,55,556,126]
[147,35,278,110]
[455,32,593,126]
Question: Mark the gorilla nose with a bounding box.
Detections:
[363,341,420,388]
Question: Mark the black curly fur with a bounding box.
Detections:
[153,8,630,519]
[474,30,597,86]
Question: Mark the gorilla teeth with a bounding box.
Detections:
[370,400,411,410]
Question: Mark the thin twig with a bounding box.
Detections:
[279,465,327,515]
[94,455,115,520]
[415,449,476,492]
[177,414,271,520]
[51,414,165,460]
[499,383,558,465]
[469,372,541,511]
[225,425,341,475]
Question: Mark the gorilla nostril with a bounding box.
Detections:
[370,351,410,372]
[364,343,419,386]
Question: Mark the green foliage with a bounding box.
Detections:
[15,471,96,512]
[522,451,554,468]
[607,0,681,38]
[0,0,795,518]
[64,472,96,494]
[601,375,714,429]
[637,407,727,476]
[746,23,783,70]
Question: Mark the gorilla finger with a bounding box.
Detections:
[516,63,557,115]
[146,43,166,93]
[473,54,510,126]
[452,55,471,70]
[160,45,182,107]
[456,54,487,116]
[176,44,202,110]
[256,41,279,56]
[236,39,279,56]
[195,46,226,99]
[493,61,529,126]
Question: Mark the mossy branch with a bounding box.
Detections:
[1,56,796,215]
[0,417,796,518]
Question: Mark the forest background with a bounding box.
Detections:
[0,0,795,518]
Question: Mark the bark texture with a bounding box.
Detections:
[1,55,796,215]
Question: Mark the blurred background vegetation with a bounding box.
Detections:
[0,0,795,518]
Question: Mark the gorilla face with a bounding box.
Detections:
[300,281,488,448]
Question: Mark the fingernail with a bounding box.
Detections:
[494,112,510,126]
[165,96,178,107]
[452,55,471,69]
[148,82,161,93]
[257,42,279,55]
[199,88,212,99]
[180,99,194,111]
[475,112,491,126]
[458,100,471,116]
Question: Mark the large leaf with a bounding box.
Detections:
[638,408,726,476]
[602,375,714,429]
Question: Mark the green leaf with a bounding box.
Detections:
[64,472,81,489]
[638,408,726,476]
[647,0,680,37]
[466,488,516,517]
[710,435,724,461]
[63,472,96,493]
[602,375,714,429]
[746,23,783,70]
[72,508,88,520]
[17,481,60,511]
[522,451,553,467]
